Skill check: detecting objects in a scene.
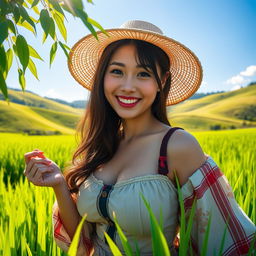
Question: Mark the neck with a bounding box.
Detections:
[122,112,162,143]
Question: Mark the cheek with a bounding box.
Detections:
[141,82,158,99]
[103,75,115,96]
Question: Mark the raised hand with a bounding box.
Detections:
[24,149,66,188]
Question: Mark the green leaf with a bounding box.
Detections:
[48,0,65,17]
[16,35,29,72]
[12,5,20,23]
[53,12,67,42]
[58,41,69,60]
[28,57,39,80]
[50,41,58,67]
[104,232,122,256]
[28,45,43,61]
[72,0,83,10]
[60,1,74,15]
[0,71,9,101]
[67,214,87,256]
[0,21,9,45]
[19,5,37,33]
[13,44,17,55]
[32,5,40,15]
[13,6,21,23]
[40,9,51,40]
[87,17,107,36]
[25,0,33,5]
[0,0,9,14]
[87,0,94,3]
[31,0,40,8]
[63,43,70,51]
[112,213,133,255]
[0,46,7,74]
[48,17,56,40]
[75,9,98,40]
[18,68,26,91]
[17,20,36,35]
[22,1,29,8]
[4,48,13,79]
[42,31,47,44]
[7,19,16,35]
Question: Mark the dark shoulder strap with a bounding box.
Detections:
[158,127,184,175]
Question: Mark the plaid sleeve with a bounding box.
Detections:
[52,200,94,255]
[181,156,256,256]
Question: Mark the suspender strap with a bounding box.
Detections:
[158,127,184,175]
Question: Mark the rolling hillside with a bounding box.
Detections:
[0,85,255,134]
[167,84,256,131]
[0,89,84,135]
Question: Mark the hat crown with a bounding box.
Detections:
[120,20,163,35]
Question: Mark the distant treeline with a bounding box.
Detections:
[1,82,255,109]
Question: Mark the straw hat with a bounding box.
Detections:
[68,20,203,106]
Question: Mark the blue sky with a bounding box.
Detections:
[6,0,256,102]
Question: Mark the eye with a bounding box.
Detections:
[138,72,151,77]
[110,69,123,75]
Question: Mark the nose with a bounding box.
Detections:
[120,76,136,93]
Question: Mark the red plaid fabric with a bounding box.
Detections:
[181,155,256,256]
[52,201,94,255]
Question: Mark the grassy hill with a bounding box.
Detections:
[0,89,84,114]
[167,84,256,131]
[0,85,255,134]
[0,89,84,135]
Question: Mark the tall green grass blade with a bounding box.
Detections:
[175,170,197,255]
[104,232,122,256]
[201,213,212,256]
[112,212,133,255]
[132,239,140,256]
[184,198,196,244]
[217,220,228,256]
[68,214,87,256]
[174,171,186,254]
[25,242,33,256]
[247,233,256,256]
[141,193,170,256]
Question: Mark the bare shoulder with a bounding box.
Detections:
[166,129,207,186]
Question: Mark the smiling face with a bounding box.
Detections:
[104,43,163,120]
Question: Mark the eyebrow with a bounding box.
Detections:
[109,61,151,69]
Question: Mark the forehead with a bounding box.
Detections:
[110,44,138,61]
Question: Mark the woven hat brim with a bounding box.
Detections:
[68,28,203,106]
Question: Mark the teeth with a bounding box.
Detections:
[118,97,139,104]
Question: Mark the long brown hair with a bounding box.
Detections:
[64,39,172,194]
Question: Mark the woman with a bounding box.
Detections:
[24,20,255,255]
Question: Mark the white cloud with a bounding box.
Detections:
[226,75,247,85]
[43,89,66,100]
[230,85,242,91]
[240,65,256,77]
[225,65,256,88]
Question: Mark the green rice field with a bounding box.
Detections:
[0,128,255,255]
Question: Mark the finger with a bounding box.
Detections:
[26,164,39,181]
[24,158,52,175]
[24,151,44,165]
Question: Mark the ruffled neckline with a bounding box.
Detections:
[89,172,177,190]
